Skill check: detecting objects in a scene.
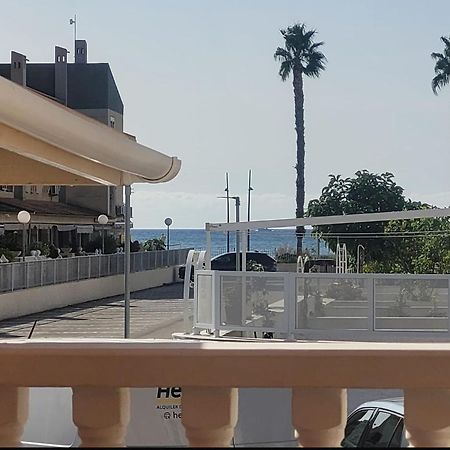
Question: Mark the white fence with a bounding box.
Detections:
[0,249,191,294]
[194,271,450,338]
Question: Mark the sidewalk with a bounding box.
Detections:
[0,283,185,339]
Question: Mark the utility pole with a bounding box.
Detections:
[247,169,253,250]
[225,172,230,252]
[217,195,241,270]
[233,196,241,271]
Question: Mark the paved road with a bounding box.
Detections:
[0,282,185,339]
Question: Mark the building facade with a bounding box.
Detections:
[0,40,126,252]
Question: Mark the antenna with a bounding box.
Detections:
[69,14,77,61]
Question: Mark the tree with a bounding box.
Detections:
[274,23,326,255]
[431,35,450,95]
[373,212,450,274]
[307,170,407,263]
[308,171,450,274]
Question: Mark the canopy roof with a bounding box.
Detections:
[0,76,181,186]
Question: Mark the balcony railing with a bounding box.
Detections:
[194,271,450,340]
[1,339,450,447]
[0,249,191,294]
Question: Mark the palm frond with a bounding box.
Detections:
[279,60,293,81]
[432,72,449,95]
[274,47,292,62]
[434,58,450,74]
[441,36,450,48]
[304,53,326,78]
[431,52,444,60]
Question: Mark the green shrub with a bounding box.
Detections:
[30,241,50,256]
[0,233,21,251]
[143,236,166,251]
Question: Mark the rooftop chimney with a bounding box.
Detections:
[10,51,26,86]
[54,46,68,105]
[75,40,87,64]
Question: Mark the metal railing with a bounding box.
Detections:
[194,271,450,339]
[0,249,191,294]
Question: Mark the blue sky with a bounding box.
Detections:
[1,0,450,228]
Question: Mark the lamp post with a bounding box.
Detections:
[164,217,172,250]
[97,214,108,254]
[218,195,241,270]
[17,210,31,262]
[247,169,253,250]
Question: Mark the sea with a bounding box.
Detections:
[131,228,331,257]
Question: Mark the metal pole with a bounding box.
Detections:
[235,197,240,271]
[124,185,131,339]
[226,172,230,253]
[247,169,252,250]
[102,225,105,254]
[205,230,212,269]
[22,224,26,263]
[167,225,170,250]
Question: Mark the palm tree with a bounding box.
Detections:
[431,35,450,95]
[274,23,326,255]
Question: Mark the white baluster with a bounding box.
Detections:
[292,387,347,447]
[0,387,28,447]
[182,387,238,447]
[72,387,130,447]
[405,389,450,447]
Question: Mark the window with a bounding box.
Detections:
[110,116,116,128]
[341,409,374,448]
[0,186,13,192]
[360,410,401,448]
[389,419,404,447]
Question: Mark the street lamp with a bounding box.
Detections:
[97,214,108,254]
[218,195,241,270]
[17,210,31,262]
[164,217,172,250]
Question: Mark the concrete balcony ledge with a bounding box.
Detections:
[2,339,450,447]
[3,338,450,388]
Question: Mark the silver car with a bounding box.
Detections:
[342,398,407,448]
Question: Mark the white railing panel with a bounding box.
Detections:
[219,272,287,332]
[195,272,214,328]
[295,275,370,331]
[374,276,449,332]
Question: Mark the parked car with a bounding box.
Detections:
[303,257,336,273]
[342,398,406,448]
[178,251,277,280]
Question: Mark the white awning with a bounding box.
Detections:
[0,76,181,186]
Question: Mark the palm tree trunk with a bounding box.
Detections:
[293,68,305,255]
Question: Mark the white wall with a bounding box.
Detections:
[0,266,181,321]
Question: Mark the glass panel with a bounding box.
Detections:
[389,419,403,447]
[342,409,374,448]
[296,277,369,330]
[361,411,401,448]
[196,274,213,325]
[375,278,448,331]
[220,275,285,329]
